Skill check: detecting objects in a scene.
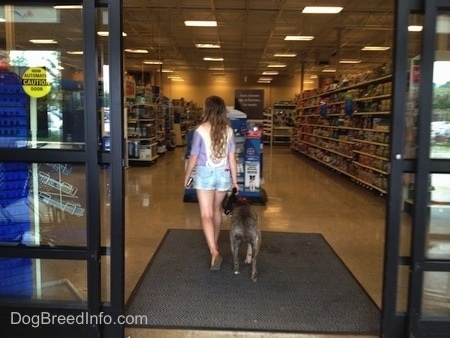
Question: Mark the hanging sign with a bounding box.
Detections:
[234,89,264,119]
[21,67,52,98]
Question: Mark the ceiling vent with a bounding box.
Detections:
[316,53,330,66]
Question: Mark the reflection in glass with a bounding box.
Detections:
[1,162,114,247]
[404,14,450,159]
[101,166,111,247]
[0,162,87,247]
[0,5,85,149]
[0,258,87,301]
[0,162,30,244]
[431,60,450,159]
[403,15,423,159]
[431,15,450,159]
[400,174,413,257]
[0,257,33,298]
[0,162,112,300]
[33,163,87,246]
[396,265,409,313]
[422,271,450,316]
[101,255,110,302]
[426,174,450,260]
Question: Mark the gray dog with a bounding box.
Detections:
[227,191,261,282]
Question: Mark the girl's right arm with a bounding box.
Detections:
[184,129,200,187]
[184,154,198,187]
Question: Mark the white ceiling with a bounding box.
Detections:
[122,0,395,77]
[0,1,396,80]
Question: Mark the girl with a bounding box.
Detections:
[184,96,239,270]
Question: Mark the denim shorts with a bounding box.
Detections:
[194,166,231,191]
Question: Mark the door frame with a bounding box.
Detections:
[0,1,125,337]
[383,0,450,336]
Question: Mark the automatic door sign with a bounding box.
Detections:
[22,67,52,98]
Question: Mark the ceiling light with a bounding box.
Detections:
[143,60,163,65]
[259,77,273,81]
[195,43,220,48]
[408,25,423,32]
[284,36,314,41]
[184,20,217,27]
[124,49,149,53]
[97,31,127,37]
[159,69,174,73]
[309,75,318,78]
[209,67,225,71]
[274,52,297,57]
[302,6,343,14]
[339,59,362,64]
[67,51,84,55]
[303,80,315,84]
[53,5,82,9]
[203,57,224,61]
[263,71,279,75]
[361,46,390,51]
[171,78,185,82]
[215,79,227,83]
[258,80,271,84]
[268,64,287,68]
[322,69,336,73]
[29,39,57,44]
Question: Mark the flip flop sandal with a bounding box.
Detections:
[210,255,222,271]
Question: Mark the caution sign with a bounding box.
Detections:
[22,67,52,98]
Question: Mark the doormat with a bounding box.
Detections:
[126,229,380,334]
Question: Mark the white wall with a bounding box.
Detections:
[75,67,318,108]
[153,69,317,108]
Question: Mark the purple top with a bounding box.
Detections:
[190,124,235,168]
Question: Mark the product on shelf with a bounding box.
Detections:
[126,103,174,163]
[263,102,297,145]
[292,73,392,196]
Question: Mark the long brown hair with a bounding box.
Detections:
[202,96,230,160]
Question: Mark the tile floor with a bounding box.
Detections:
[124,145,386,338]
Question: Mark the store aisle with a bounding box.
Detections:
[124,146,385,338]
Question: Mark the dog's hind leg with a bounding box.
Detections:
[231,236,241,274]
[244,243,253,264]
[250,256,258,282]
[250,236,261,283]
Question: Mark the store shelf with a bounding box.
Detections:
[159,102,175,152]
[264,102,296,146]
[292,74,392,195]
[127,104,161,164]
[172,101,196,147]
[273,126,293,144]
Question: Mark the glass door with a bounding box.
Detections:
[0,2,125,337]
[383,0,450,336]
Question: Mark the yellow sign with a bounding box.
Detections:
[22,67,52,98]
